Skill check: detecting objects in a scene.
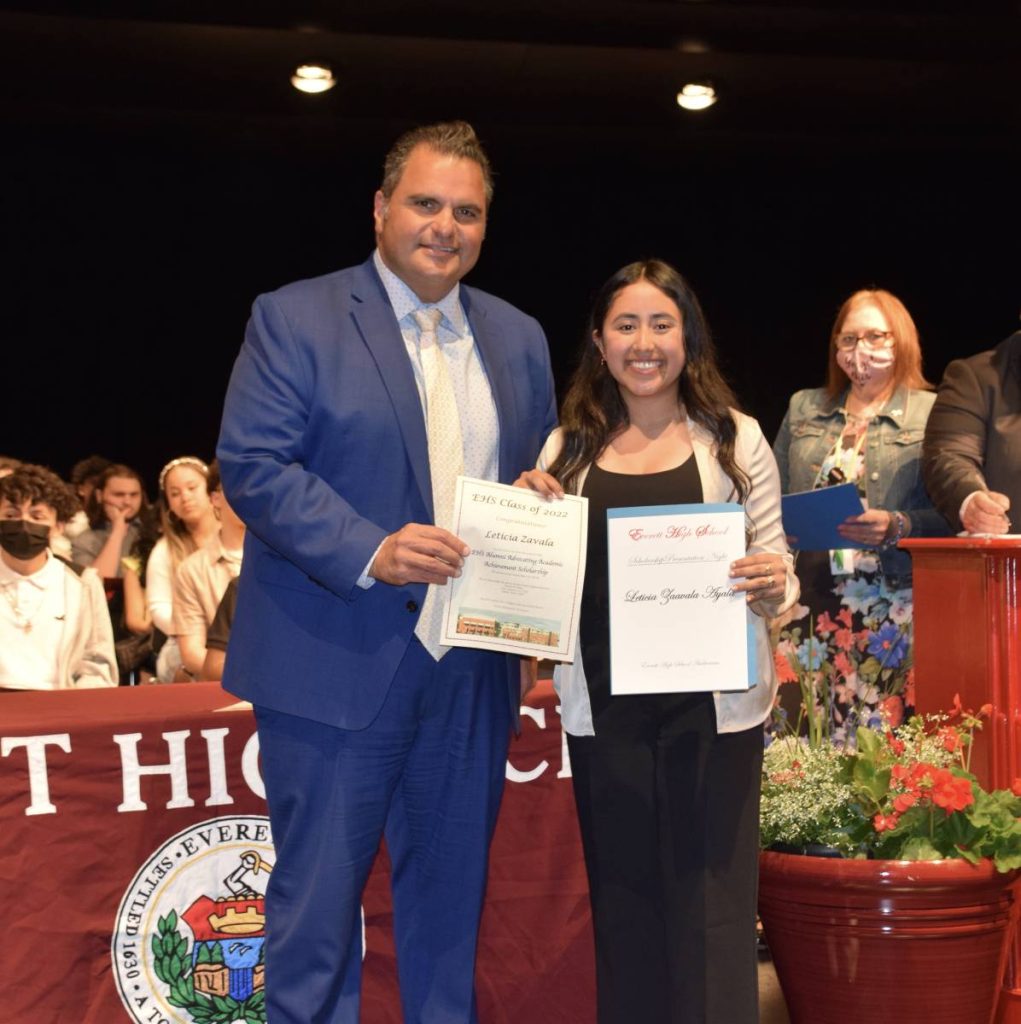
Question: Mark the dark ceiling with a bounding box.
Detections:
[1,1,1019,156]
[2,2,1019,480]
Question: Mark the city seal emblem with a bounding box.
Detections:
[111,815,274,1024]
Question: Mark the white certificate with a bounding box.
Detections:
[441,476,587,661]
[607,503,754,695]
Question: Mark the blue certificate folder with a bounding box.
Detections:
[606,503,757,691]
[781,483,866,551]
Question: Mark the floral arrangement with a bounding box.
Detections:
[773,577,913,747]
[761,699,1021,872]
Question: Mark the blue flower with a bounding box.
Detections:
[794,640,826,671]
[838,577,880,615]
[867,622,909,669]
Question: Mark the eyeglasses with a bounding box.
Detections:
[835,330,895,350]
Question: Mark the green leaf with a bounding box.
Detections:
[855,726,883,758]
[896,836,943,861]
[857,655,883,683]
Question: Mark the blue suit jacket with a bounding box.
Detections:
[217,257,557,729]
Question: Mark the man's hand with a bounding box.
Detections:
[104,501,131,530]
[369,524,469,586]
[962,491,1011,535]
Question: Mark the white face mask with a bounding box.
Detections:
[837,343,896,387]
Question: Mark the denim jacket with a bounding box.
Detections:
[773,385,949,585]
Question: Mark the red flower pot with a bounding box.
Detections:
[759,850,1021,1024]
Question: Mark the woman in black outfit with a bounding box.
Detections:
[516,260,798,1023]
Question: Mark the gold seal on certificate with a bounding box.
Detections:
[607,503,755,694]
[441,477,588,661]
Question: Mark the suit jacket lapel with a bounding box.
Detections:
[465,289,518,481]
[349,261,434,517]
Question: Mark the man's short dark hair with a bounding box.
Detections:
[0,464,79,524]
[380,121,494,204]
[70,455,112,487]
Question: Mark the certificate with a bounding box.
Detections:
[441,476,588,660]
[607,503,754,695]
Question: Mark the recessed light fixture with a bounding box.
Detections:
[676,82,717,111]
[291,63,336,94]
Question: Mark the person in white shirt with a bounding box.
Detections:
[0,464,117,691]
[172,462,245,677]
[146,455,219,681]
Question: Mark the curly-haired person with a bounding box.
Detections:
[0,464,117,690]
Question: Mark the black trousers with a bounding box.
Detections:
[567,693,763,1024]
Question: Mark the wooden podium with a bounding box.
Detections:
[902,537,1021,1023]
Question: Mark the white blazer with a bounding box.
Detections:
[538,410,798,736]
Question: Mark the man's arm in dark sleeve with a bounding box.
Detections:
[922,357,990,531]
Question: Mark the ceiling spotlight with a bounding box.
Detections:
[291,64,336,94]
[676,82,717,111]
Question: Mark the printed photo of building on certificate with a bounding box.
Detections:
[455,609,561,648]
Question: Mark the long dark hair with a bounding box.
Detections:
[549,259,750,502]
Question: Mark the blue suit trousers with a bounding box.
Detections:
[255,640,512,1023]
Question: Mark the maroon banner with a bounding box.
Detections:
[0,681,594,1023]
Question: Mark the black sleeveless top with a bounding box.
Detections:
[579,456,704,720]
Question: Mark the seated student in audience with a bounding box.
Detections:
[72,463,148,578]
[70,455,111,509]
[0,464,117,690]
[172,462,245,678]
[147,456,218,681]
[64,455,111,549]
[116,504,163,681]
[200,577,237,682]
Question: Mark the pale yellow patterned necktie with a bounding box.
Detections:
[413,307,464,659]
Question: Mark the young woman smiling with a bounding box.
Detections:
[516,259,798,1024]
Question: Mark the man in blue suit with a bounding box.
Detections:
[217,121,557,1023]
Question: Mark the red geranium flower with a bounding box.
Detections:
[885,730,906,756]
[893,792,918,814]
[930,774,974,812]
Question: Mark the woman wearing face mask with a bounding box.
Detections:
[773,288,948,738]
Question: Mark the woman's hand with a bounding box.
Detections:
[837,508,892,547]
[513,469,564,499]
[730,553,787,605]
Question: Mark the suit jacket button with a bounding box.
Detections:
[406,600,419,613]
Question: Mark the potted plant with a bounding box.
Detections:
[760,670,1021,1024]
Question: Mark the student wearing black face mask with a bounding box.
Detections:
[0,465,117,691]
